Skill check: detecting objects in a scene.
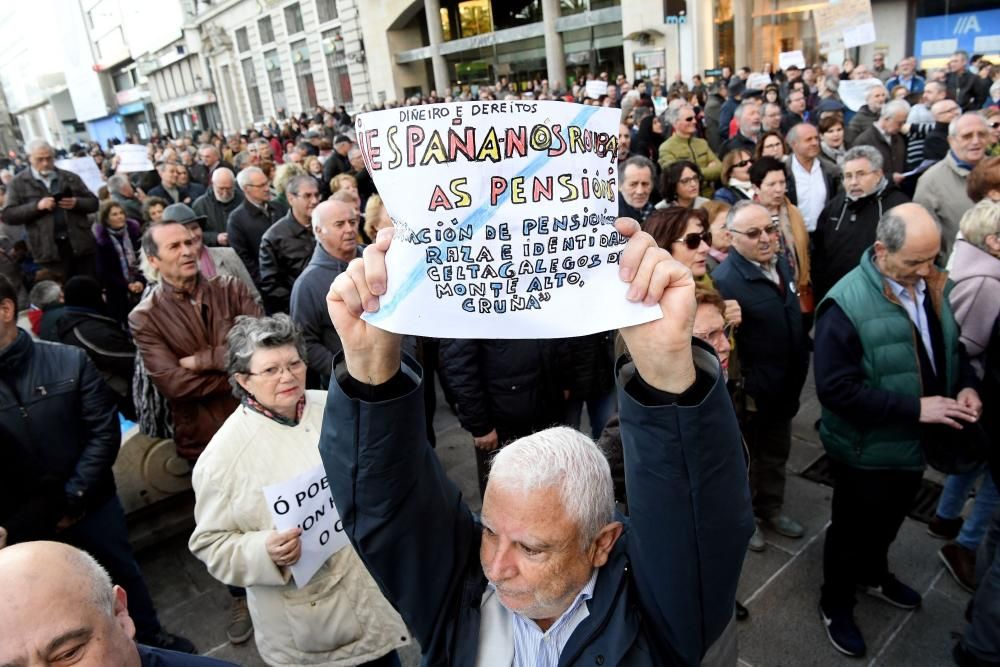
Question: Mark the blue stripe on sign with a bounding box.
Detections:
[368,105,602,323]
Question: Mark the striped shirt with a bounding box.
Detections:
[507,571,598,667]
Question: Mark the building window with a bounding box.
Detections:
[440,8,452,40]
[241,58,264,121]
[322,29,352,105]
[258,16,275,44]
[316,0,337,23]
[291,40,318,109]
[236,27,250,53]
[113,70,135,92]
[284,3,305,35]
[457,0,492,38]
[264,49,287,112]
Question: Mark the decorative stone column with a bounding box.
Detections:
[424,0,451,95]
[541,0,567,88]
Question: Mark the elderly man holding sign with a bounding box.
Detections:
[320,215,753,665]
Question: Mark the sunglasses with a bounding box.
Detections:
[675,230,712,250]
[735,159,752,168]
[730,223,779,240]
[991,121,1000,130]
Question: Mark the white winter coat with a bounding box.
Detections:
[189,390,409,666]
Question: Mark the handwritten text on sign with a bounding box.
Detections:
[355,101,661,338]
[263,464,350,588]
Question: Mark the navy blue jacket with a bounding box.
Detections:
[713,250,809,419]
[320,345,753,666]
[138,645,235,666]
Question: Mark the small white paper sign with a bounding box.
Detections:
[746,73,772,91]
[55,157,103,196]
[839,78,885,112]
[585,80,608,99]
[354,101,661,339]
[114,144,154,173]
[262,464,350,588]
[843,22,876,48]
[653,96,669,116]
[779,50,807,71]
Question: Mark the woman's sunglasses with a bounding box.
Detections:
[675,230,712,250]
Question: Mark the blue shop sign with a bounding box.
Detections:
[915,8,1000,63]
[118,101,146,116]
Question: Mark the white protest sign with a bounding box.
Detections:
[813,0,875,54]
[354,101,661,339]
[746,73,772,91]
[779,50,807,71]
[114,143,154,173]
[262,464,350,589]
[585,79,608,99]
[843,22,876,48]
[652,96,669,116]
[839,78,884,112]
[55,157,103,196]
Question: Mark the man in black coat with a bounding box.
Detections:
[0,275,193,653]
[852,100,910,184]
[320,135,352,199]
[4,139,99,279]
[258,175,318,314]
[440,335,565,496]
[813,146,910,301]
[289,199,361,387]
[146,162,191,205]
[192,168,243,247]
[226,166,287,285]
[713,201,810,549]
[947,50,988,110]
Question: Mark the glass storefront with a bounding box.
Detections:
[713,0,821,71]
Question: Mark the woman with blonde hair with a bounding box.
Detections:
[363,194,392,243]
[272,162,306,210]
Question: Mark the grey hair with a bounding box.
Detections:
[725,199,770,230]
[199,143,220,157]
[959,200,1000,250]
[622,155,655,179]
[843,145,884,171]
[26,138,53,154]
[489,426,615,546]
[865,84,888,101]
[953,49,969,62]
[65,546,116,616]
[284,173,314,197]
[734,102,753,123]
[925,80,946,96]
[823,75,839,92]
[28,280,62,307]
[785,122,816,146]
[225,314,308,399]
[880,99,911,119]
[949,112,989,137]
[664,103,693,127]
[106,174,129,195]
[876,208,909,252]
[211,167,235,184]
[236,165,264,189]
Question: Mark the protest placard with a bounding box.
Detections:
[778,50,807,71]
[354,100,662,339]
[55,157,103,196]
[839,78,885,111]
[262,464,350,588]
[813,0,876,53]
[114,143,154,173]
[585,79,608,99]
[652,96,669,116]
[746,73,772,91]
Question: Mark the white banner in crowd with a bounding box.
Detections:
[778,50,807,70]
[55,157,104,196]
[355,101,661,339]
[263,464,351,588]
[114,143,154,173]
[585,79,608,99]
[839,78,885,112]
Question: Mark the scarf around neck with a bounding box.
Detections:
[107,225,138,283]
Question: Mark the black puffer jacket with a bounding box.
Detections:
[812,181,910,301]
[439,338,564,439]
[0,331,119,528]
[558,331,615,400]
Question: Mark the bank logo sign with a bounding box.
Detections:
[915,8,1000,61]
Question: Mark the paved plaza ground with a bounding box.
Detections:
[134,370,975,666]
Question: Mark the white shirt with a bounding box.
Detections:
[790,156,826,233]
[885,276,936,373]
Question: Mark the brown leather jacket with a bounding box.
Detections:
[129,275,262,459]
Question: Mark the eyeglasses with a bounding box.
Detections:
[730,223,780,240]
[293,191,321,200]
[678,175,702,186]
[681,115,696,122]
[843,169,876,181]
[694,323,735,344]
[991,122,1000,130]
[245,181,269,189]
[735,159,752,168]
[674,230,712,250]
[246,359,305,380]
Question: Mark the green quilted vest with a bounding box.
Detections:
[818,249,959,470]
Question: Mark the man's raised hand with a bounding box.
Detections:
[326,226,402,384]
[615,217,698,395]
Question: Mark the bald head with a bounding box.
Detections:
[931,100,961,123]
[312,199,359,261]
[874,203,941,286]
[0,542,141,667]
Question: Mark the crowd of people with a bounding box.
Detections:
[1,47,1000,667]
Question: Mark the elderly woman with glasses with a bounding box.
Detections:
[189,315,409,667]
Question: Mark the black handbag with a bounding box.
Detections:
[921,420,992,475]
